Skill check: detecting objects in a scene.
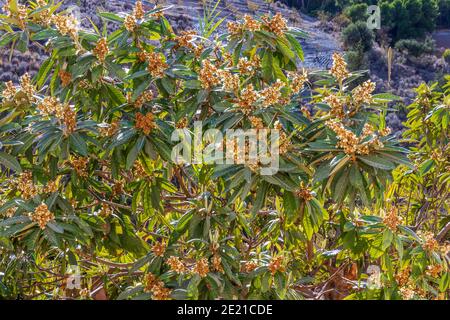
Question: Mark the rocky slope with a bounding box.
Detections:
[0,0,341,83]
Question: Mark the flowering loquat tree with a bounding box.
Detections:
[0,0,448,300]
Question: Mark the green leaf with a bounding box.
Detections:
[285,34,304,61]
[126,136,145,170]
[69,133,88,156]
[382,229,393,250]
[358,155,396,170]
[0,151,22,173]
[98,12,124,23]
[439,272,449,293]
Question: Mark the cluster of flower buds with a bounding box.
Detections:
[330,53,349,84]
[268,255,285,275]
[1,73,36,106]
[261,13,288,36]
[382,207,402,232]
[144,273,172,300]
[295,185,314,201]
[151,241,166,257]
[227,13,287,37]
[16,171,38,200]
[326,120,384,156]
[175,30,197,50]
[193,258,210,278]
[30,203,55,229]
[261,80,285,107]
[237,56,260,76]
[134,90,154,109]
[199,60,221,89]
[241,260,258,273]
[93,38,109,63]
[3,2,27,29]
[352,80,376,106]
[69,157,89,177]
[147,52,168,78]
[135,112,156,135]
[237,84,259,115]
[59,70,72,87]
[289,69,308,94]
[418,231,439,252]
[51,14,79,41]
[99,119,120,137]
[166,256,187,273]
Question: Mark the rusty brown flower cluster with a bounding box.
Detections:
[330,52,349,84]
[70,157,89,177]
[93,38,109,63]
[124,15,137,32]
[133,0,145,20]
[3,2,27,29]
[99,204,112,218]
[418,231,439,252]
[426,264,443,278]
[395,267,411,286]
[324,94,345,119]
[144,273,172,300]
[16,171,38,200]
[58,70,72,87]
[193,258,209,278]
[274,121,291,155]
[249,116,265,129]
[382,207,402,232]
[352,80,376,106]
[135,112,156,135]
[241,260,258,273]
[295,186,314,201]
[262,13,288,36]
[227,14,261,35]
[51,14,78,40]
[237,84,259,115]
[30,203,55,229]
[43,180,58,194]
[151,241,166,257]
[134,90,153,109]
[2,73,36,105]
[61,105,77,136]
[326,120,383,156]
[175,30,197,49]
[261,80,284,107]
[147,52,168,78]
[237,56,260,76]
[268,255,285,275]
[175,117,188,129]
[211,254,224,273]
[289,69,308,94]
[19,73,35,97]
[219,69,239,92]
[123,0,145,32]
[166,256,187,273]
[243,14,262,31]
[199,60,221,89]
[99,119,120,137]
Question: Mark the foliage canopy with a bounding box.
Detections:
[0,0,448,300]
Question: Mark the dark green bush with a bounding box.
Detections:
[344,3,369,22]
[395,38,435,57]
[342,21,374,53]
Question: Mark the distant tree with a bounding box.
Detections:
[342,21,374,52]
[437,0,450,27]
[344,3,368,23]
[380,0,439,42]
